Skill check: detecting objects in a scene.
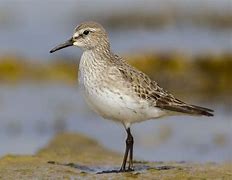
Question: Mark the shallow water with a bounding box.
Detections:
[0,84,231,162]
[48,161,173,174]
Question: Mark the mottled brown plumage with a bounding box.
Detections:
[107,54,213,117]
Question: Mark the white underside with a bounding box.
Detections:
[85,87,167,127]
[78,51,168,128]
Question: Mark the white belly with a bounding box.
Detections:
[79,77,166,127]
[85,87,145,121]
[78,52,167,127]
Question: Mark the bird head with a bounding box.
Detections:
[50,21,109,53]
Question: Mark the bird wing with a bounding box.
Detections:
[109,55,213,116]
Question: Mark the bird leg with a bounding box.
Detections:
[128,129,134,171]
[120,128,134,172]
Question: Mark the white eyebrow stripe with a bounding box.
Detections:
[80,28,97,33]
[73,28,97,38]
[73,32,80,38]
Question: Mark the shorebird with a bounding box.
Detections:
[50,21,214,172]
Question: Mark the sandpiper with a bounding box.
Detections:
[50,21,213,172]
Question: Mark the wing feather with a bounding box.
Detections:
[110,55,214,116]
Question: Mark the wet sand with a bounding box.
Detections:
[0,133,231,179]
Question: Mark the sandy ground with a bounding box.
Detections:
[0,133,231,179]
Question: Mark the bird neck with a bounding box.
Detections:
[83,45,113,62]
[94,43,111,56]
[80,46,114,71]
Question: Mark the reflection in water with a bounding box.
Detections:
[0,84,231,162]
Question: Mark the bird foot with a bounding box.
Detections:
[127,167,134,171]
[118,167,134,173]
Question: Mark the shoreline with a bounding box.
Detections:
[0,133,231,179]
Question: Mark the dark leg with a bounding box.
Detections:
[128,128,134,170]
[120,139,130,171]
[119,128,134,172]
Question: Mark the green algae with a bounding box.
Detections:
[0,53,231,99]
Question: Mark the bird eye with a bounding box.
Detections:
[83,30,90,35]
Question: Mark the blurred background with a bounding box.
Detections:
[0,0,231,162]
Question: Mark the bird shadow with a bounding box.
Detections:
[47,160,179,174]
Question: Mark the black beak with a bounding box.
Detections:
[50,38,73,53]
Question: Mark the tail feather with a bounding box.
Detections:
[191,105,214,112]
[158,104,214,117]
[186,105,214,116]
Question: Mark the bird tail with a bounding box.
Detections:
[188,104,214,116]
[159,103,214,117]
[168,104,214,116]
